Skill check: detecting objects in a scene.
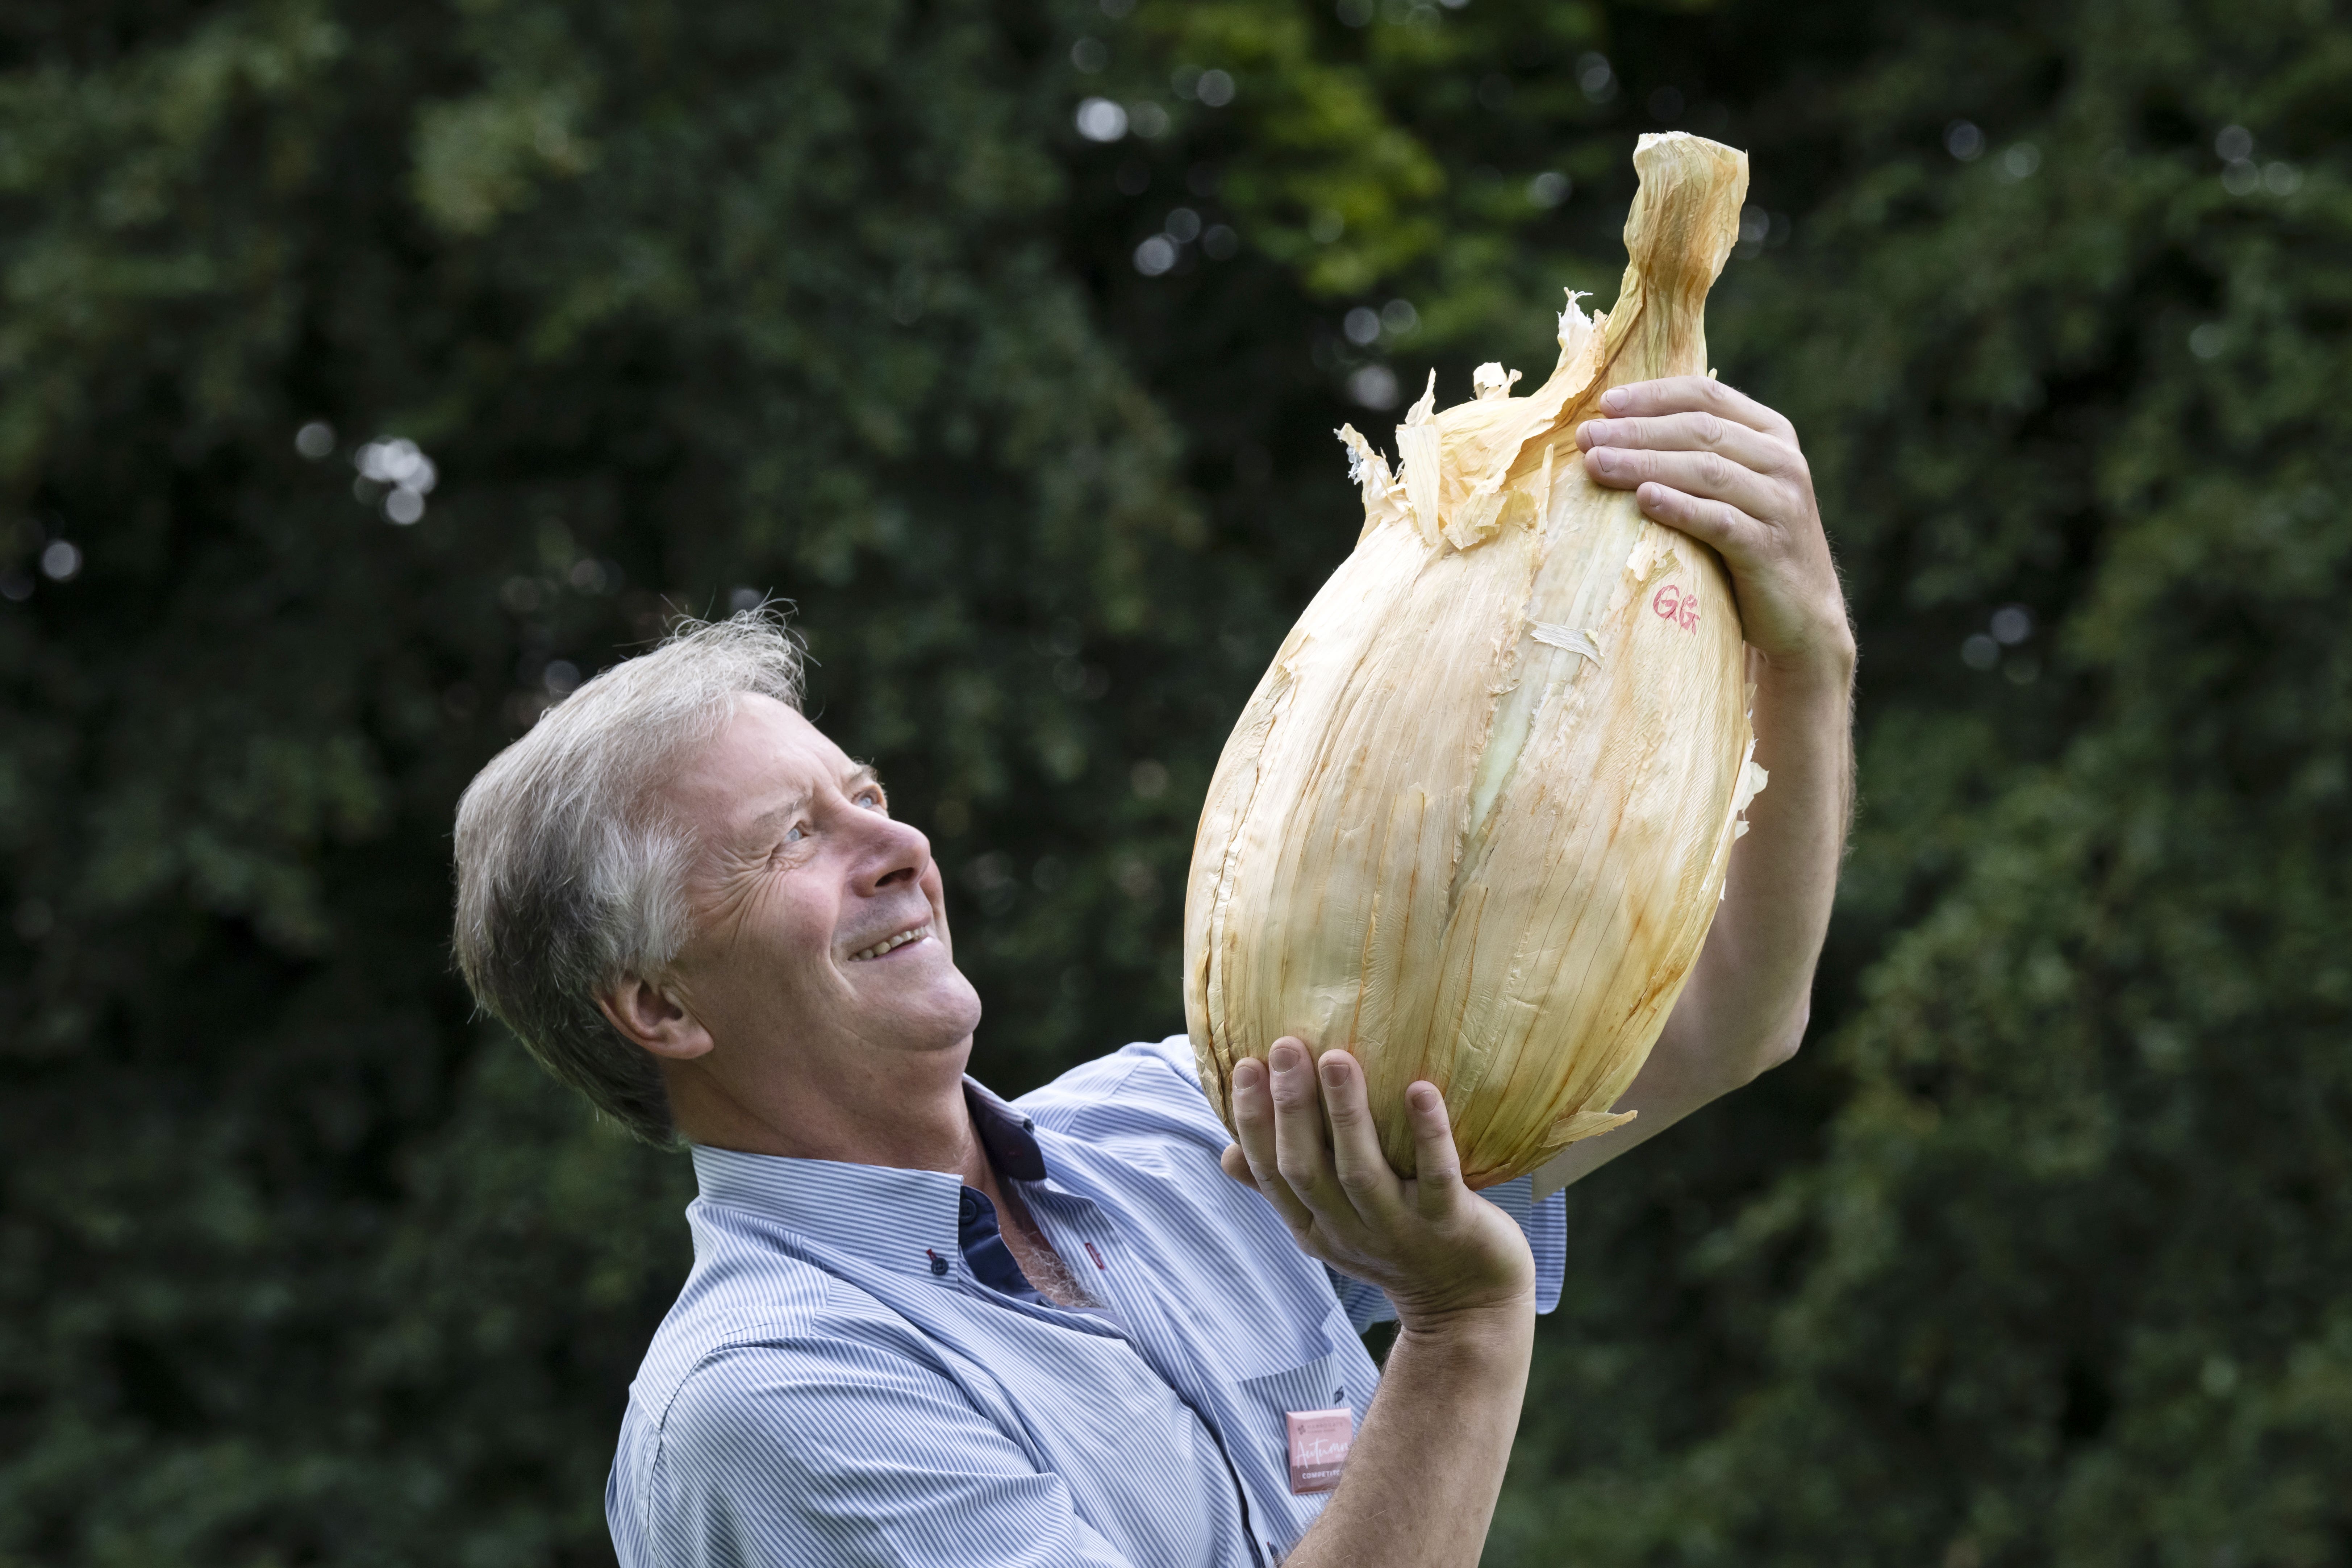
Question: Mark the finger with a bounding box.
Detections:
[1232,1055,1314,1232]
[1580,445,1784,524]
[1268,1038,1346,1219]
[1594,375,1797,443]
[1572,409,1793,481]
[1404,1081,1467,1219]
[1218,1144,1259,1190]
[1317,1050,1404,1223]
[1630,481,1771,561]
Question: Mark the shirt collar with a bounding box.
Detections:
[688,1077,1047,1276]
[963,1076,1047,1180]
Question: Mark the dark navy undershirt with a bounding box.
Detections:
[954,1083,1053,1304]
[955,1185,1046,1304]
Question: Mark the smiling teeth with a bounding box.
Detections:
[850,924,931,961]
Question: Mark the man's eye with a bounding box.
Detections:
[783,824,807,844]
[856,789,886,810]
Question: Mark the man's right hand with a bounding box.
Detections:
[1219,1040,1538,1568]
[1217,1040,1535,1331]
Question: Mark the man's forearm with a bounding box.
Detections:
[1692,643,1857,1062]
[1283,1302,1536,1568]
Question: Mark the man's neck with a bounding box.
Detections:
[663,1031,984,1174]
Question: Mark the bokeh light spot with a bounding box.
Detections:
[1348,365,1399,409]
[1075,97,1127,142]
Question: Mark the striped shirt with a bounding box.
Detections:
[606,1035,1567,1567]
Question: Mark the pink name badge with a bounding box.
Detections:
[1285,1407,1353,1494]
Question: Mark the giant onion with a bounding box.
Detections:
[1183,133,1767,1189]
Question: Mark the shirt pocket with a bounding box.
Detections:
[1235,1344,1361,1428]
[1234,1306,1379,1426]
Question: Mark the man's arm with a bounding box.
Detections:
[1533,376,1857,1194]
[1221,1043,1536,1568]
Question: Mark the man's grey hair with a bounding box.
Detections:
[452,609,805,1146]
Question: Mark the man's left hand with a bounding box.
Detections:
[1576,375,1853,679]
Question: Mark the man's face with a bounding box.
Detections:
[655,693,981,1081]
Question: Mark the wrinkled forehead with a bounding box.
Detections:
[656,692,855,836]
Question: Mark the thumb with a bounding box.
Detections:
[1405,1081,1465,1219]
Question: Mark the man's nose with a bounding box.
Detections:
[850,809,931,893]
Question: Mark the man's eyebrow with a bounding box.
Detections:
[739,768,882,839]
[742,791,811,840]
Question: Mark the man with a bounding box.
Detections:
[452,376,1854,1568]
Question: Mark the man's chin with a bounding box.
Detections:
[854,968,983,1052]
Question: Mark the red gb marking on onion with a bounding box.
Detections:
[1652,584,1700,631]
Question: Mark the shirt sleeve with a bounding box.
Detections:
[643,1338,1141,1568]
[1327,1176,1569,1333]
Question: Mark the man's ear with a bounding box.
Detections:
[597,974,716,1062]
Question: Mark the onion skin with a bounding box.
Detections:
[1183,133,1760,1189]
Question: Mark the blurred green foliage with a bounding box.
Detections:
[1,0,2345,1562]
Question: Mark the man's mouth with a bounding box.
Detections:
[848,922,933,962]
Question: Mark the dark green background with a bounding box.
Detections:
[3,0,2346,1561]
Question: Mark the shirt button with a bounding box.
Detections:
[927,1251,949,1277]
